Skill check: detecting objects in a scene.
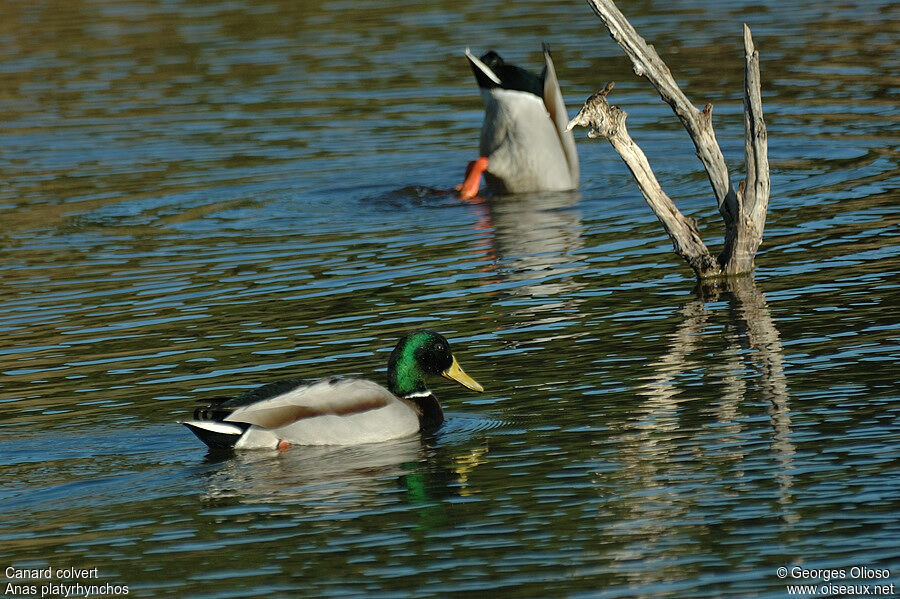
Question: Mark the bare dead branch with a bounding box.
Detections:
[718,25,771,275]
[571,1,770,278]
[741,24,770,242]
[583,0,739,223]
[567,91,721,277]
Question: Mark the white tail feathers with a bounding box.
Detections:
[465,48,502,85]
[181,420,244,435]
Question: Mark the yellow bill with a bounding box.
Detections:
[442,355,484,392]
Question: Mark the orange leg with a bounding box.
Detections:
[456,156,489,200]
[277,440,291,451]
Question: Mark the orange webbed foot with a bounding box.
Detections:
[456,156,489,200]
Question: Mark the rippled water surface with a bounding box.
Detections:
[1,0,898,597]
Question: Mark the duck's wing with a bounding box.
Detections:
[541,46,580,185]
[193,378,311,421]
[222,378,398,430]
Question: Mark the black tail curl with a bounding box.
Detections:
[182,421,249,450]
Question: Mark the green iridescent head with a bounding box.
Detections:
[386,331,483,398]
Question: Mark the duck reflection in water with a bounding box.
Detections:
[465,190,588,347]
[196,433,489,528]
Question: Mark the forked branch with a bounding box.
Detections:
[566,85,720,277]
[570,0,770,278]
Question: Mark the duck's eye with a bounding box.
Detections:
[435,343,446,353]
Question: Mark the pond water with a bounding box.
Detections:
[1,0,897,597]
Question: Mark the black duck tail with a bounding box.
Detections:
[182,420,247,450]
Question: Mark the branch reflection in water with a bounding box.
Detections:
[626,276,795,530]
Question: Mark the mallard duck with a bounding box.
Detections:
[182,331,483,450]
[457,46,579,199]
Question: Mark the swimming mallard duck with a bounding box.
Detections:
[457,46,579,199]
[182,331,483,450]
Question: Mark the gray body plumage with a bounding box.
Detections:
[183,378,422,449]
[471,49,579,194]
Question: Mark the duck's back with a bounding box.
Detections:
[190,377,421,449]
[479,88,575,193]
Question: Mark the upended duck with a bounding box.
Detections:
[182,331,483,450]
[457,47,579,199]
